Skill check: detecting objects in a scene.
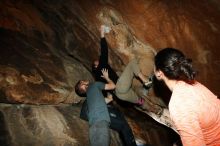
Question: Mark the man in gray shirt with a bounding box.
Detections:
[75,69,115,146]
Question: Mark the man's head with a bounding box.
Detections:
[93,60,99,69]
[75,80,89,97]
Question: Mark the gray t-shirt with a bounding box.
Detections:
[86,82,110,125]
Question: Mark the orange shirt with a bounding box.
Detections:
[169,81,220,146]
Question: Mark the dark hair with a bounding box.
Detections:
[155,48,197,84]
[75,80,86,97]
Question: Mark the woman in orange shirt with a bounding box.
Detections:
[154,48,220,146]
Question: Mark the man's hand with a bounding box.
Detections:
[101,68,109,81]
[100,25,105,38]
[105,93,113,104]
[101,68,116,90]
[100,25,111,38]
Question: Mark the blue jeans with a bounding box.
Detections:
[89,120,110,146]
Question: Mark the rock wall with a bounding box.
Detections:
[0,104,121,146]
[0,103,177,146]
[0,0,219,103]
[0,0,220,145]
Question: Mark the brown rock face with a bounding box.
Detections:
[0,104,121,146]
[0,0,219,103]
[0,0,219,145]
[0,103,177,146]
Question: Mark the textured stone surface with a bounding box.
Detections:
[0,0,220,145]
[0,103,120,146]
[0,103,177,146]
[0,0,219,103]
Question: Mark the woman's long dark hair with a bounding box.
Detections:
[155,48,197,84]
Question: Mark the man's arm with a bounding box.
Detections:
[101,68,115,90]
[105,93,113,104]
[99,25,109,66]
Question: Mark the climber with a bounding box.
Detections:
[92,25,159,114]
